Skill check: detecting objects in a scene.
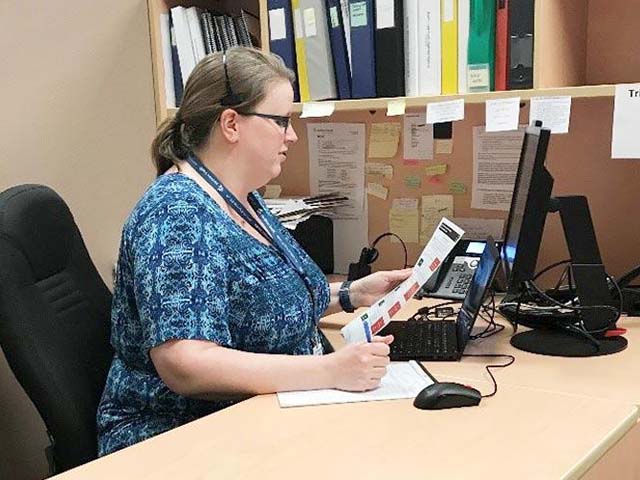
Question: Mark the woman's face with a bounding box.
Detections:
[238,80,298,187]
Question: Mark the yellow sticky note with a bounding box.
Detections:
[389,208,419,244]
[449,181,466,194]
[435,139,454,154]
[368,123,401,158]
[387,99,406,116]
[365,162,394,178]
[420,194,454,244]
[263,184,282,199]
[425,163,448,176]
[367,182,389,200]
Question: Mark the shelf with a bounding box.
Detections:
[165,84,615,119]
[290,84,616,114]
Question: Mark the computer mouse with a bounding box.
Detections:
[413,382,482,410]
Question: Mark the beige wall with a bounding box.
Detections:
[0,1,156,478]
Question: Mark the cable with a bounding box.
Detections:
[371,232,409,268]
[461,354,516,398]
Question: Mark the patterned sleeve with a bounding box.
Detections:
[132,199,232,350]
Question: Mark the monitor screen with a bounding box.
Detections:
[501,125,553,293]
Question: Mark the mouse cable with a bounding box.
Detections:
[460,354,516,398]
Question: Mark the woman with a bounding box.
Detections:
[97,47,411,455]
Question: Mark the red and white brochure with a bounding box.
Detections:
[342,218,465,344]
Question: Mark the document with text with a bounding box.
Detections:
[277,361,434,408]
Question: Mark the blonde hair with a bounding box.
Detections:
[151,47,295,176]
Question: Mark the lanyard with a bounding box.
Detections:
[185,154,309,280]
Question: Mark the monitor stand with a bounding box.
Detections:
[508,195,627,357]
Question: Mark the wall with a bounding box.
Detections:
[0,1,156,478]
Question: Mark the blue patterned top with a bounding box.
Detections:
[97,174,330,456]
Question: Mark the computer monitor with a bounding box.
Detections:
[499,124,626,357]
[501,124,552,295]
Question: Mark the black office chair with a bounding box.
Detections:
[0,185,113,474]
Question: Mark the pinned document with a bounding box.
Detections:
[403,113,434,160]
[301,101,336,118]
[341,217,465,343]
[426,99,465,124]
[529,96,571,134]
[612,83,640,159]
[387,99,406,116]
[486,97,520,132]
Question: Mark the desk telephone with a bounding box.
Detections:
[415,239,499,301]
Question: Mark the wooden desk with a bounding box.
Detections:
[50,300,640,480]
[53,385,636,480]
[321,299,640,479]
[324,299,640,405]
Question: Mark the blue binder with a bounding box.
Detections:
[325,0,352,99]
[267,0,300,101]
[348,0,376,98]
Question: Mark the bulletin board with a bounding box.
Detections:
[274,96,640,284]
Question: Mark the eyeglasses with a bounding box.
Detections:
[241,112,291,132]
[219,53,291,133]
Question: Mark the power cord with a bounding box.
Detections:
[460,354,516,398]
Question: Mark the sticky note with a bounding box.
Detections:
[449,181,466,194]
[368,122,401,158]
[425,163,448,176]
[404,175,422,188]
[367,182,388,200]
[300,102,336,118]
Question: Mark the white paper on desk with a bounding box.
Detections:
[611,83,640,159]
[529,96,571,134]
[277,361,434,407]
[341,218,465,343]
[471,126,525,211]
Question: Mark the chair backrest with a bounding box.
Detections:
[0,185,113,472]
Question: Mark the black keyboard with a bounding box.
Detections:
[390,320,456,359]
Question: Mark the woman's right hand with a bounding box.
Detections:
[327,335,393,392]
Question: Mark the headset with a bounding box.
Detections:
[347,232,409,281]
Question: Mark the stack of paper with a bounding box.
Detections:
[265,193,349,229]
[277,361,434,407]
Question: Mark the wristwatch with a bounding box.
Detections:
[338,280,356,313]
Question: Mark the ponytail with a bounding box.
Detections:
[150,116,186,177]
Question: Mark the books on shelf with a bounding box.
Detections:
[159,1,538,108]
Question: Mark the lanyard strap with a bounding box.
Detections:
[185,154,307,278]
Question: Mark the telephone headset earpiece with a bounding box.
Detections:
[348,232,409,281]
[220,52,244,107]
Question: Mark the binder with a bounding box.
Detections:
[169,17,184,105]
[403,0,419,97]
[268,0,300,100]
[170,6,197,85]
[349,0,376,98]
[185,7,206,62]
[495,0,509,91]
[466,0,495,92]
[457,0,469,93]
[291,0,312,101]
[160,13,176,108]
[417,0,441,96]
[326,0,352,99]
[300,0,338,100]
[375,0,405,97]
[508,0,534,90]
[440,0,458,95]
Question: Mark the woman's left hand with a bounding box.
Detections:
[349,268,413,309]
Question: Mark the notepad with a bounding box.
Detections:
[277,361,434,408]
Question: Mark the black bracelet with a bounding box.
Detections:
[339,280,356,313]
